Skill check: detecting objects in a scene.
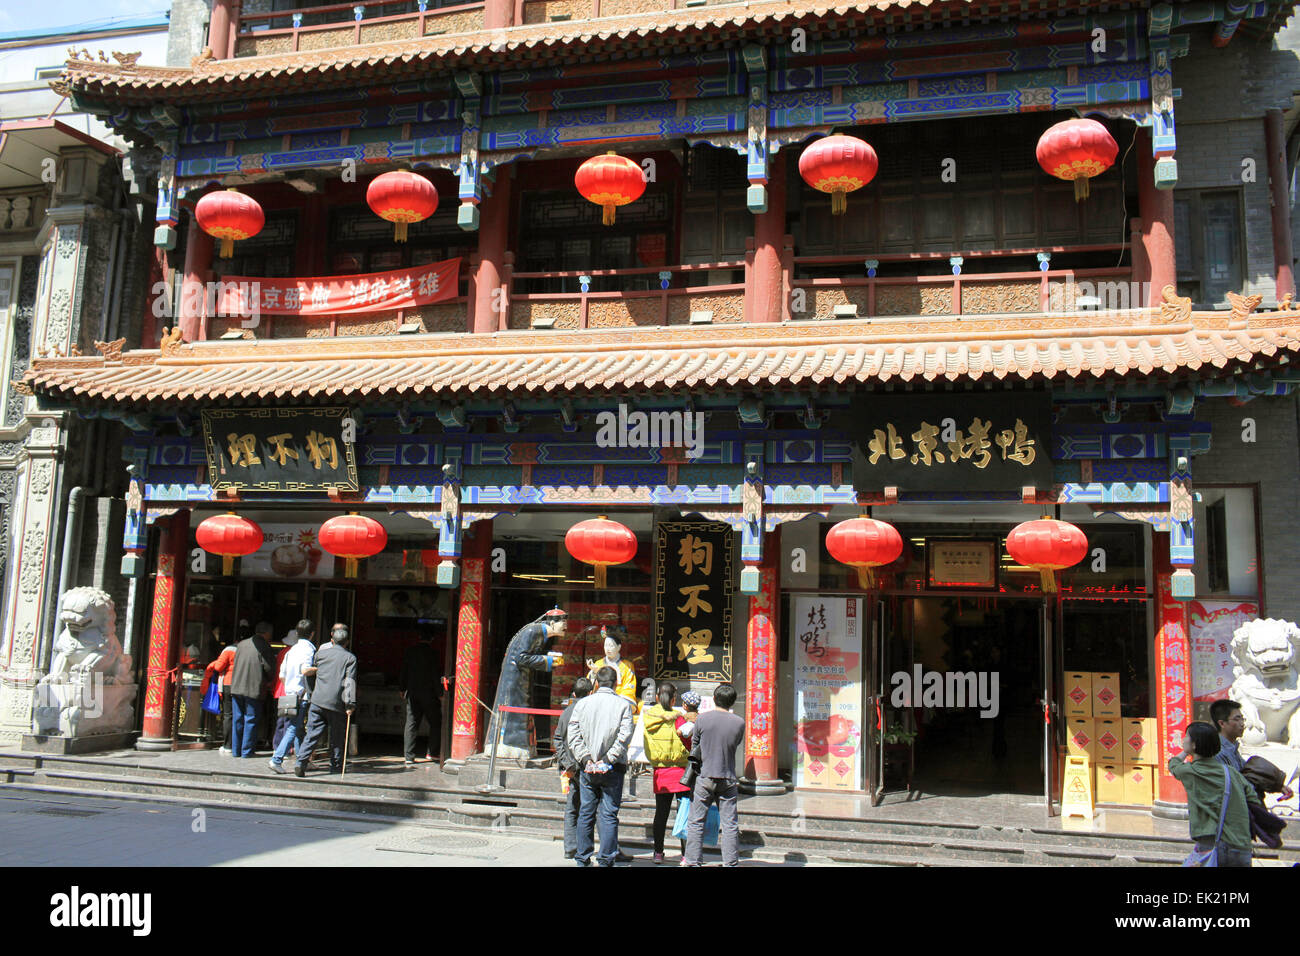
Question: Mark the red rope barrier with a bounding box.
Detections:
[498,705,565,716]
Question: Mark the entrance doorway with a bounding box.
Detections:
[876,595,1046,799]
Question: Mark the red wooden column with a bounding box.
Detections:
[749,152,787,324]
[743,527,783,793]
[472,169,513,334]
[1152,531,1191,816]
[178,216,213,342]
[1265,109,1296,301]
[1137,128,1176,308]
[484,0,513,29]
[208,0,237,58]
[450,520,493,762]
[137,511,190,750]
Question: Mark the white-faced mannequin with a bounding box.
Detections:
[603,636,621,664]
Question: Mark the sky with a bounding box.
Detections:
[0,0,168,36]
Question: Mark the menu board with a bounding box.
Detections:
[792,596,865,791]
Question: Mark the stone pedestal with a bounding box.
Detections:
[21,731,137,755]
[32,681,137,737]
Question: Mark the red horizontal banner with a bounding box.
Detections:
[219,257,461,316]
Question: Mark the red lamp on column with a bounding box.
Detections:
[564,516,638,589]
[1035,118,1118,202]
[366,170,439,242]
[319,513,388,577]
[824,516,903,588]
[195,188,265,258]
[195,513,264,576]
[1006,517,1088,593]
[798,134,879,216]
[574,153,646,226]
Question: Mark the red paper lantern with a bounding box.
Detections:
[1006,518,1088,593]
[825,517,903,589]
[1035,118,1118,202]
[319,513,388,577]
[565,516,638,588]
[195,512,263,576]
[574,153,645,226]
[366,170,439,242]
[195,188,265,258]
[798,134,879,216]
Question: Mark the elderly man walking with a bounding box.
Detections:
[294,624,357,777]
[568,666,634,867]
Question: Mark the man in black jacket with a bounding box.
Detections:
[399,623,443,766]
[229,622,276,758]
[552,677,592,860]
[295,624,357,777]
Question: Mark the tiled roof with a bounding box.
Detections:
[25,306,1300,406]
[64,0,1112,104]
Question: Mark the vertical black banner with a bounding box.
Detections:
[654,520,735,683]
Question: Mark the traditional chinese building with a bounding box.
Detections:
[10,0,1300,817]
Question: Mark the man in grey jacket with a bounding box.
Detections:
[568,666,634,867]
[683,683,747,867]
[294,624,357,777]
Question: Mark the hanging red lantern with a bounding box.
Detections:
[798,134,879,216]
[565,515,638,589]
[574,152,645,226]
[825,517,903,589]
[195,512,264,576]
[1035,118,1118,202]
[195,188,265,258]
[366,170,439,242]
[1006,518,1088,593]
[319,513,388,577]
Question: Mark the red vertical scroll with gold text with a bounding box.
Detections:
[1153,532,1190,806]
[141,511,189,743]
[744,529,780,783]
[451,522,492,761]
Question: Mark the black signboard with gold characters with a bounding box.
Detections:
[654,520,735,683]
[847,392,1053,493]
[202,407,358,492]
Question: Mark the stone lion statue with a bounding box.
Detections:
[1229,618,1300,748]
[34,587,134,736]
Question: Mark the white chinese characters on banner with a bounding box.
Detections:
[792,596,864,791]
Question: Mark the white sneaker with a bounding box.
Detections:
[219,747,232,754]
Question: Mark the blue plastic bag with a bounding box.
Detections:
[671,796,719,847]
[201,681,221,715]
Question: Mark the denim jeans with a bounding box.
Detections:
[576,764,626,866]
[231,695,261,758]
[684,776,740,866]
[562,774,589,856]
[271,698,308,765]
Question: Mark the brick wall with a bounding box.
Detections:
[1193,394,1300,621]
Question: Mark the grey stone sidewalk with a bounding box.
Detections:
[0,789,775,867]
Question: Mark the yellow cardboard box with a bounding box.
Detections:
[1092,672,1121,718]
[1096,763,1125,804]
[1121,717,1158,764]
[1094,718,1123,763]
[1065,672,1093,717]
[1123,763,1155,806]
[1067,717,1096,758]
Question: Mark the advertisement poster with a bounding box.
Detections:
[1189,600,1258,702]
[236,523,335,579]
[792,596,864,791]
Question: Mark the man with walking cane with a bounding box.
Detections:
[295,624,357,778]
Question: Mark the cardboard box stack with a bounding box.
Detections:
[1063,672,1156,807]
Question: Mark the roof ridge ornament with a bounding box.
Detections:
[1227,290,1262,330]
[1158,285,1192,325]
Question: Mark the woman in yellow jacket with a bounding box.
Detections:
[642,681,696,864]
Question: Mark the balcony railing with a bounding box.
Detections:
[234,0,485,57]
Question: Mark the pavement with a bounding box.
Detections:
[0,787,791,867]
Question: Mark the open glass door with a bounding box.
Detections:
[1041,596,1065,817]
[870,594,887,805]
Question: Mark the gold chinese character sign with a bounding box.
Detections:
[202,407,359,492]
[846,393,1053,493]
[654,520,735,683]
